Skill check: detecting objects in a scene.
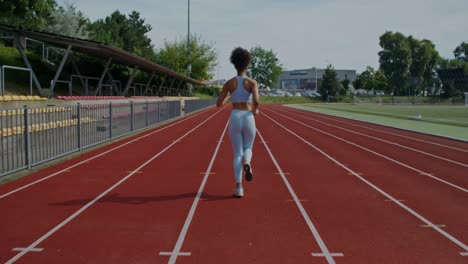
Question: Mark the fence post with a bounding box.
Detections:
[77,103,81,151]
[157,101,160,123]
[109,102,113,139]
[130,101,134,132]
[145,101,149,127]
[23,105,31,169]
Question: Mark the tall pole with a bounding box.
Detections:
[187,0,191,78]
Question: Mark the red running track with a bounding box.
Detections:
[0,104,467,263]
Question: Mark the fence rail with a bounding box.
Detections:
[184,98,217,114]
[0,100,183,177]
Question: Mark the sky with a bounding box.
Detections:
[59,0,468,80]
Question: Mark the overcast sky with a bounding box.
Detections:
[60,0,467,80]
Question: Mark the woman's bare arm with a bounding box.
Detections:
[251,80,260,115]
[216,82,230,107]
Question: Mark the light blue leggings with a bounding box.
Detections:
[228,109,256,183]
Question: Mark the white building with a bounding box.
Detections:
[275,68,356,92]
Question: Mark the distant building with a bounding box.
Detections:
[274,68,356,91]
[204,79,226,87]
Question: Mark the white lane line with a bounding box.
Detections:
[257,130,341,264]
[5,109,224,264]
[0,109,210,200]
[159,252,191,256]
[276,107,468,168]
[162,119,229,264]
[264,108,468,193]
[460,252,468,256]
[312,253,344,257]
[285,106,468,153]
[262,111,468,255]
[12,248,43,252]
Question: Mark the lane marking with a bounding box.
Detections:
[0,109,213,200]
[384,199,405,202]
[126,171,142,174]
[274,172,290,175]
[5,109,225,264]
[312,253,344,257]
[257,130,339,264]
[276,107,468,168]
[284,106,468,153]
[460,252,468,256]
[199,172,216,175]
[12,248,43,252]
[262,111,468,255]
[285,199,308,202]
[264,108,468,193]
[347,172,363,176]
[159,252,191,256]
[420,224,446,228]
[163,119,230,264]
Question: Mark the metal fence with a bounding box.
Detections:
[185,98,217,114]
[0,100,181,177]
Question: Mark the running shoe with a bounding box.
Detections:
[233,187,244,198]
[244,163,253,182]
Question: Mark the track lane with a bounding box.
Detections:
[0,107,222,263]
[175,132,332,264]
[9,107,230,264]
[281,105,468,165]
[0,109,209,199]
[264,105,468,190]
[260,107,468,260]
[286,105,468,153]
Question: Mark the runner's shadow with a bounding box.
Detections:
[50,192,235,206]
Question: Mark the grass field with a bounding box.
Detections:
[290,103,468,141]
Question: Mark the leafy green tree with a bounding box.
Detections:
[340,74,350,95]
[374,70,389,93]
[360,66,376,92]
[156,34,218,80]
[0,0,56,30]
[46,3,90,39]
[378,31,411,96]
[453,41,468,62]
[247,46,282,89]
[352,75,363,90]
[88,10,154,59]
[319,64,339,100]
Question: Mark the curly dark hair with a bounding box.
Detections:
[230,47,251,71]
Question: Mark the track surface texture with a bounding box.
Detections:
[1,104,467,264]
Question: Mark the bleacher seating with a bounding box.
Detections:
[0,117,96,137]
[56,96,126,100]
[0,107,72,117]
[0,95,47,101]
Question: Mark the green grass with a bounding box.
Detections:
[291,103,468,141]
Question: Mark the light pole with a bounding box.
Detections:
[187,0,192,78]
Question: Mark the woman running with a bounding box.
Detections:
[217,47,260,198]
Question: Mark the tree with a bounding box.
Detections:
[319,64,339,100]
[340,74,350,95]
[378,31,411,96]
[352,75,364,90]
[454,41,468,62]
[88,10,154,59]
[374,70,389,93]
[46,3,90,39]
[360,66,376,93]
[156,34,218,80]
[0,0,56,30]
[247,46,282,89]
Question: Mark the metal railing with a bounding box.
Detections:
[184,98,216,114]
[0,100,181,177]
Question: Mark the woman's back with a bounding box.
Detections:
[230,76,253,103]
